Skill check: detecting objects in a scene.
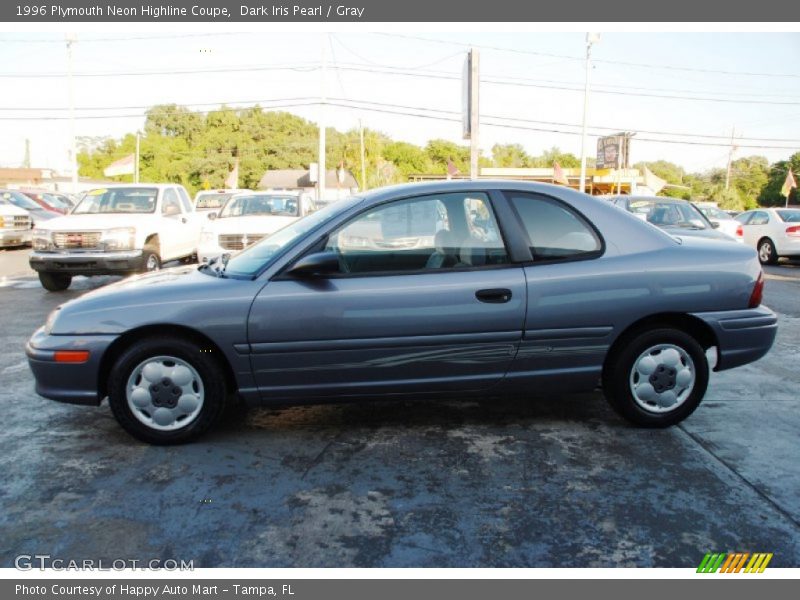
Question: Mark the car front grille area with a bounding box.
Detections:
[52,231,102,249]
[3,216,31,230]
[218,233,265,251]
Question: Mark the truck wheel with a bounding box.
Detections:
[38,272,72,292]
[142,244,161,272]
[107,336,227,444]
[602,328,708,427]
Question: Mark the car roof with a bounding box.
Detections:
[84,183,179,190]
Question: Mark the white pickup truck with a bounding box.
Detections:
[0,198,33,248]
[29,184,201,291]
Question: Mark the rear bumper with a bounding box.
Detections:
[0,229,31,247]
[691,305,778,371]
[775,236,800,257]
[29,250,144,276]
[26,327,117,405]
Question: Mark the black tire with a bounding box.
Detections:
[107,336,227,444]
[602,328,709,427]
[141,244,161,273]
[38,271,72,292]
[757,238,778,265]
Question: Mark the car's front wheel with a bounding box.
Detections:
[107,336,226,444]
[757,238,778,265]
[603,328,709,427]
[38,271,72,292]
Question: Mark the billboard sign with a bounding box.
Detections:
[596,134,631,169]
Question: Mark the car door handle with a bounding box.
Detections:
[475,288,512,303]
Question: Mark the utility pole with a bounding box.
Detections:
[317,34,327,204]
[468,48,480,180]
[135,131,140,184]
[725,126,736,190]
[359,118,367,191]
[66,33,78,193]
[579,33,601,194]
[23,139,31,168]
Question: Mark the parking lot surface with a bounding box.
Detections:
[1,247,799,567]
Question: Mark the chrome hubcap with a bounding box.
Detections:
[126,356,204,431]
[629,344,695,413]
[146,254,159,271]
[759,242,771,262]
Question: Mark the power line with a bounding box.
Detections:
[372,32,800,80]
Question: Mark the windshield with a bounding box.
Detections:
[220,194,301,218]
[41,193,69,210]
[1,190,41,210]
[196,192,237,209]
[223,197,361,278]
[628,199,709,229]
[72,187,158,214]
[776,209,800,223]
[698,206,729,220]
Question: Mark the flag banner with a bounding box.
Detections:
[554,162,569,185]
[781,169,796,198]
[224,159,239,189]
[102,154,135,177]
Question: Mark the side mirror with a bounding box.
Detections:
[163,204,181,217]
[287,251,340,277]
[208,211,217,220]
[710,221,720,229]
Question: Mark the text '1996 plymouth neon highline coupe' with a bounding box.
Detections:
[27,181,777,444]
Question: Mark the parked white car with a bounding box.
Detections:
[193,189,249,216]
[198,191,316,263]
[30,184,201,291]
[735,207,800,264]
[695,203,743,242]
[0,198,32,247]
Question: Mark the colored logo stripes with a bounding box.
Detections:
[697,552,773,573]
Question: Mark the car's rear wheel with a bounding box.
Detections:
[38,271,72,292]
[108,336,226,444]
[758,238,778,265]
[603,328,709,427]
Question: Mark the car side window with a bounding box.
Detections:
[749,211,770,226]
[325,192,509,275]
[161,189,182,217]
[507,192,602,261]
[735,212,753,225]
[176,187,193,213]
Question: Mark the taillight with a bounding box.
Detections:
[748,271,764,308]
[736,224,743,238]
[786,225,800,237]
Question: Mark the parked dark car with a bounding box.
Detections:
[0,189,58,227]
[610,196,735,242]
[27,181,776,444]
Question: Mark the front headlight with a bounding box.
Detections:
[199,230,217,245]
[32,228,53,251]
[102,227,135,251]
[0,216,5,228]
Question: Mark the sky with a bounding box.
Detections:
[0,30,798,176]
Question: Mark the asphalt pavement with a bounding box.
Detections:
[1,246,798,568]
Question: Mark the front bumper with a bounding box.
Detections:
[29,250,144,276]
[691,305,778,371]
[26,327,117,405]
[0,229,31,247]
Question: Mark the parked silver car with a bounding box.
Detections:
[27,181,776,444]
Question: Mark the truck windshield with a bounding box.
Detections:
[220,194,301,218]
[72,188,158,214]
[223,197,361,278]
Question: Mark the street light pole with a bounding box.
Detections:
[317,34,327,204]
[66,33,78,193]
[579,33,600,195]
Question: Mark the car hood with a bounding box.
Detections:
[204,215,298,235]
[0,204,29,216]
[38,213,156,231]
[50,265,260,335]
